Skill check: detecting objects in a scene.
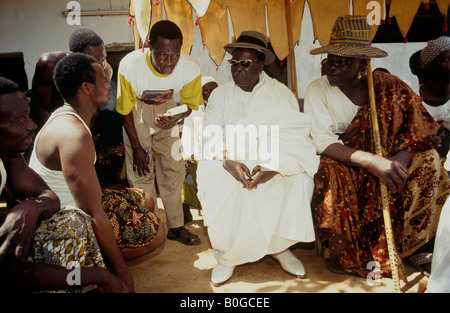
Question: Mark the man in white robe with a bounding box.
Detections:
[427,153,450,292]
[196,31,319,285]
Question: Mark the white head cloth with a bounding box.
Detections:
[202,76,217,87]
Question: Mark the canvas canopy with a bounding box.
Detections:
[130,0,449,65]
[129,0,448,98]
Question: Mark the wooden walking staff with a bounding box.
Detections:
[366,61,408,293]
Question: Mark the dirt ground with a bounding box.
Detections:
[126,198,426,294]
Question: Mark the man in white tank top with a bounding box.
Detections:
[0,76,127,292]
[29,54,135,292]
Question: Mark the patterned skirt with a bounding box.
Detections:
[312,149,449,277]
[102,188,160,249]
[25,206,105,293]
[24,189,159,292]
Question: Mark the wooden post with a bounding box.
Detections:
[284,0,298,99]
[133,17,141,50]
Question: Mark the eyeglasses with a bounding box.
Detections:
[227,59,257,67]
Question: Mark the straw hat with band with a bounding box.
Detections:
[224,31,276,65]
[310,15,387,59]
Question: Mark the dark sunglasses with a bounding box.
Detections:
[227,59,257,67]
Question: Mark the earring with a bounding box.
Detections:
[357,68,368,80]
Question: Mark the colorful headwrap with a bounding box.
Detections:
[420,36,450,64]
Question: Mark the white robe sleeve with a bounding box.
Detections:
[304,77,344,154]
[201,88,225,160]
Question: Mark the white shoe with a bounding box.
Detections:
[211,264,235,285]
[272,250,305,278]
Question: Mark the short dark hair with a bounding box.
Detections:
[0,77,20,128]
[69,29,104,53]
[409,50,422,72]
[0,77,20,96]
[53,53,97,100]
[149,20,183,47]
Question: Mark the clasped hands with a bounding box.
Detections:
[222,159,278,190]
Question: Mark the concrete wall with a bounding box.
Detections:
[0,0,426,98]
[0,0,133,89]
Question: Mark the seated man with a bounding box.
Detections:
[197,31,319,285]
[304,15,449,277]
[0,76,127,292]
[412,36,450,157]
[30,28,113,130]
[28,54,166,291]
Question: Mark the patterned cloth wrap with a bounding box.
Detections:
[312,71,450,277]
[102,188,159,249]
[24,188,159,292]
[25,205,105,293]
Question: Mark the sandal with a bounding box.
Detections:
[167,226,201,246]
[406,252,432,277]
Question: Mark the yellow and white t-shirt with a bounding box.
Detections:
[116,48,203,115]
